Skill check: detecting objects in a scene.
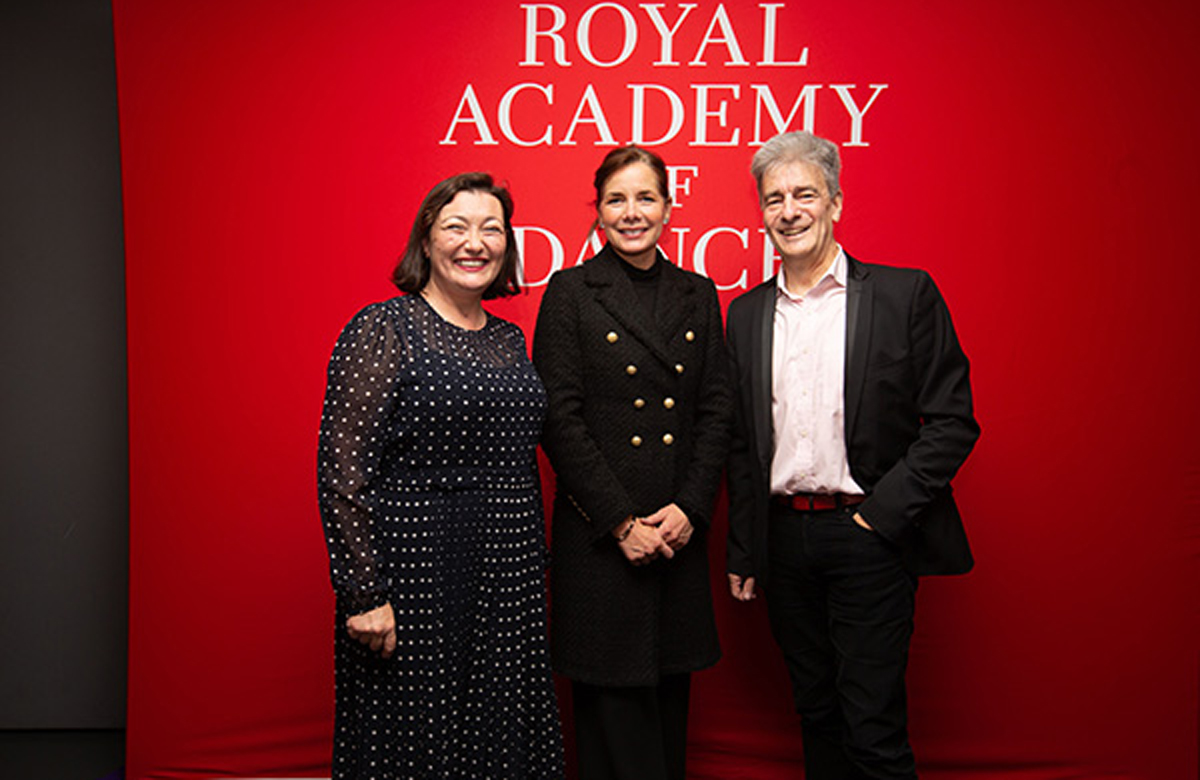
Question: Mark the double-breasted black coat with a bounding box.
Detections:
[532,246,733,686]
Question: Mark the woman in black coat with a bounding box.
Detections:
[532,146,732,780]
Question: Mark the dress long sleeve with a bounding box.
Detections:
[317,303,407,615]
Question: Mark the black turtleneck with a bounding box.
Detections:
[619,255,663,325]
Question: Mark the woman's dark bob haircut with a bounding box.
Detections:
[391,172,522,299]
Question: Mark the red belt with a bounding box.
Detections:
[772,493,866,512]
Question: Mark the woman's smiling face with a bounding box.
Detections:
[597,161,672,268]
[423,190,506,300]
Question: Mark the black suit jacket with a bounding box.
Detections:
[725,255,979,582]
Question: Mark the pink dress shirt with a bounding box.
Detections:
[770,248,865,497]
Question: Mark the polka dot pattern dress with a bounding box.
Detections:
[318,294,564,779]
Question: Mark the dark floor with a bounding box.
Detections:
[0,729,123,780]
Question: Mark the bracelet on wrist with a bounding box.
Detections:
[615,517,637,542]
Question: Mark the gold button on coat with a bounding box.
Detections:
[631,435,643,447]
[675,363,684,374]
[626,364,638,376]
[685,330,695,342]
[634,398,646,409]
[606,331,619,343]
[662,433,674,445]
[663,397,675,409]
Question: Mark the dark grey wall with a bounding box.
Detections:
[0,0,128,727]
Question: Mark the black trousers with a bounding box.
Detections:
[766,503,919,780]
[571,673,691,780]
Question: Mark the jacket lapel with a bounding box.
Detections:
[753,280,775,473]
[584,246,676,368]
[655,261,699,344]
[844,255,872,442]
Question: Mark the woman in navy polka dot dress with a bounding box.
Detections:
[317,172,564,779]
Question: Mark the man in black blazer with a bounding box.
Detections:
[725,131,979,779]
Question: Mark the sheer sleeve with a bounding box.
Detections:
[317,302,408,615]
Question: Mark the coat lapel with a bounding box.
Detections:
[753,280,775,472]
[655,262,698,345]
[844,255,872,442]
[583,246,679,369]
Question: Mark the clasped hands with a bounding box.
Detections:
[615,503,692,565]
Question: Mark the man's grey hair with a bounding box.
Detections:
[751,131,842,200]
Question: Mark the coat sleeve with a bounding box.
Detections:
[532,273,638,541]
[316,304,404,615]
[672,279,733,530]
[723,294,758,577]
[857,272,980,542]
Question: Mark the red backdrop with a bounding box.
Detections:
[113,1,1200,778]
